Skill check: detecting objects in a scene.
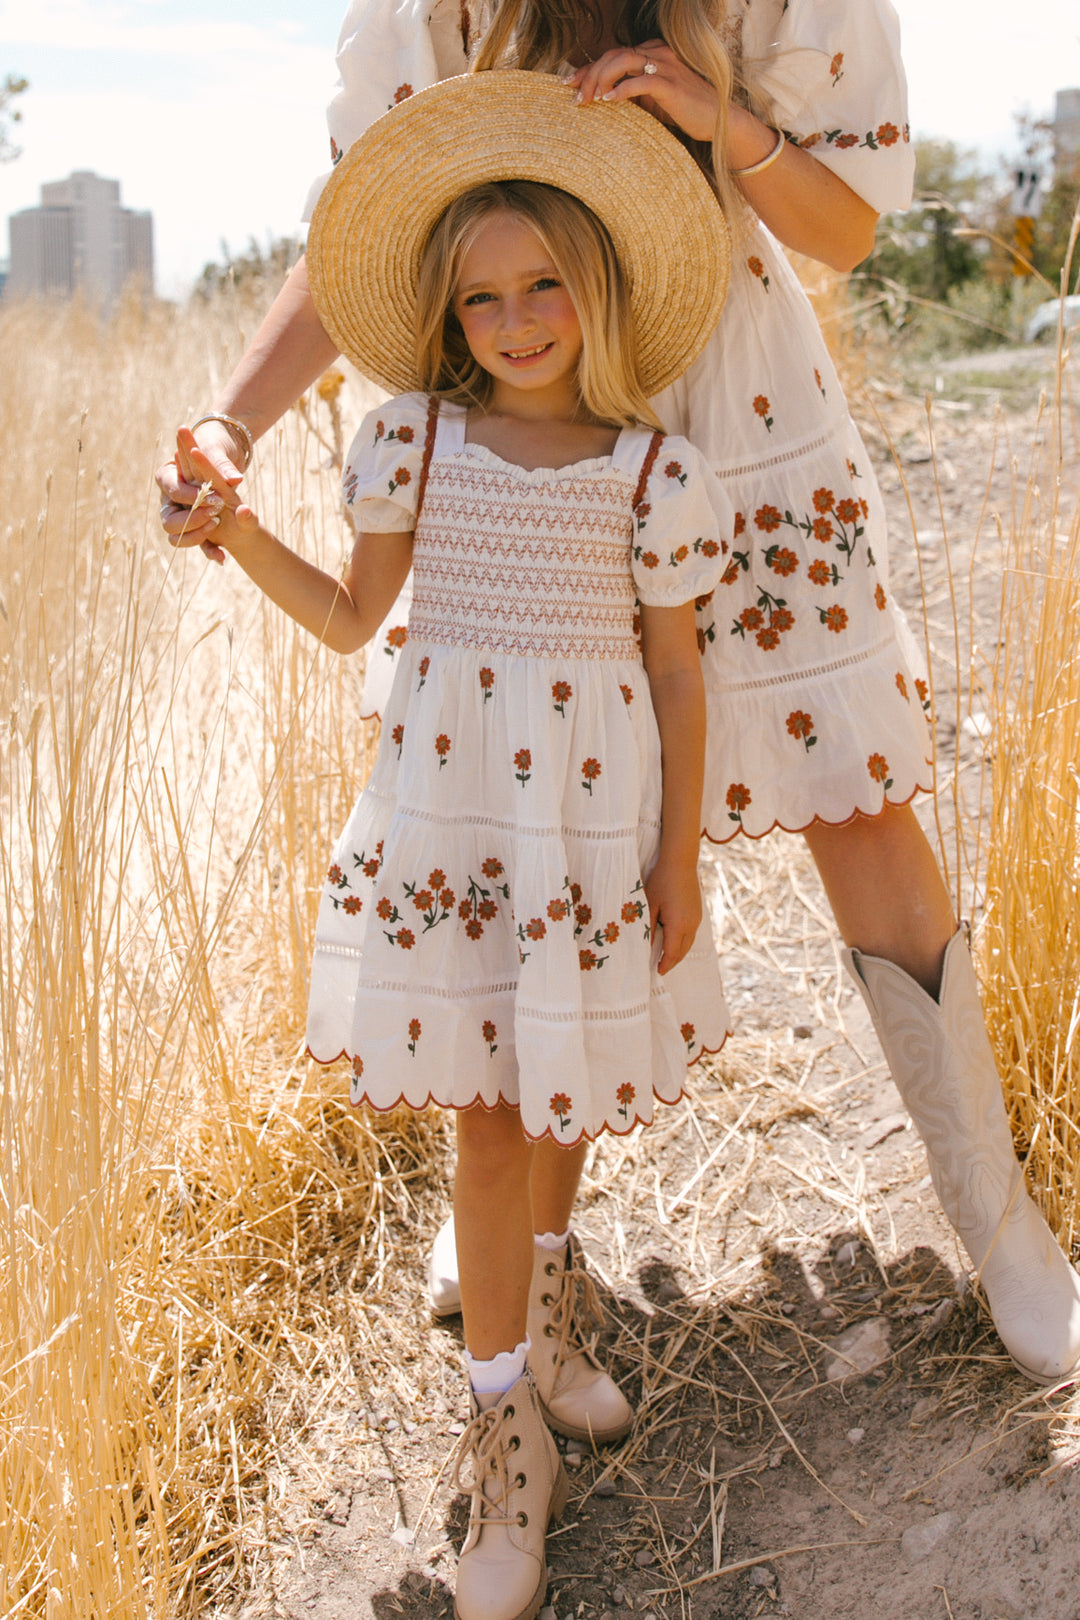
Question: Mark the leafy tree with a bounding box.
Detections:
[193,235,304,300]
[0,73,29,163]
[864,138,991,303]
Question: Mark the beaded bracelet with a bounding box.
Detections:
[732,127,786,178]
[190,411,255,470]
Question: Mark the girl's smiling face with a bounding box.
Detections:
[452,211,584,416]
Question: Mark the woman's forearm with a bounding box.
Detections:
[213,255,342,440]
[729,107,879,272]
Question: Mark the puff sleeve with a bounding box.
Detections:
[631,439,734,607]
[302,0,470,220]
[342,393,431,531]
[744,0,914,215]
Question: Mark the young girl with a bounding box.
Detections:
[173,74,732,1620]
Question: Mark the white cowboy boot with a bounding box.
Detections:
[527,1236,634,1443]
[452,1371,569,1620]
[844,926,1080,1384]
[429,1213,462,1317]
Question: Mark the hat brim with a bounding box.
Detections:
[307,71,730,399]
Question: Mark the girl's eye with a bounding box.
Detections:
[532,277,560,292]
[462,291,495,306]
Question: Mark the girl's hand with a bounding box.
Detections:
[161,429,260,557]
[156,419,247,565]
[567,43,718,143]
[645,856,703,975]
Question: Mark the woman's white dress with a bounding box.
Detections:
[303,0,933,844]
[306,398,732,1141]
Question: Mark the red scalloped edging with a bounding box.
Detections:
[701,774,933,847]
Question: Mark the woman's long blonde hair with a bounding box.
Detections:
[472,0,746,228]
[415,180,663,431]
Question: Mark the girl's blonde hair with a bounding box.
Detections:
[415,180,663,431]
[472,0,747,232]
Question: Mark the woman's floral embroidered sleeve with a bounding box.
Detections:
[631,441,734,606]
[302,0,469,221]
[342,394,428,532]
[747,0,915,214]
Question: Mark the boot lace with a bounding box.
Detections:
[544,1239,606,1377]
[451,1401,526,1530]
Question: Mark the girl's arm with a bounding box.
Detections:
[568,48,878,272]
[157,257,341,551]
[173,433,411,654]
[640,600,706,975]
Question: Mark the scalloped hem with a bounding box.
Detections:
[305,1027,731,1148]
[701,776,934,847]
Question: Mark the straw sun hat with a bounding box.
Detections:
[307,70,731,398]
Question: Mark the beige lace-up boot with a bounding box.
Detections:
[453,1371,569,1620]
[845,926,1080,1384]
[526,1236,634,1443]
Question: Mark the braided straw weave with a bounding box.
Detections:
[307,71,731,397]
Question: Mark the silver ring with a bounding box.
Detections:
[160,503,173,519]
[641,54,659,75]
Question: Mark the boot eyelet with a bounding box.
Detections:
[509,1434,521,1450]
[544,1325,555,1337]
[515,1472,526,1488]
[540,1293,553,1306]
[504,1405,515,1419]
[518,1512,528,1527]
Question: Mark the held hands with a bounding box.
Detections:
[156,419,248,564]
[645,855,703,976]
[566,43,719,144]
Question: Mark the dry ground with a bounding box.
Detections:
[245,345,1080,1620]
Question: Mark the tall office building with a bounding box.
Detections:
[1052,88,1080,175]
[6,171,153,303]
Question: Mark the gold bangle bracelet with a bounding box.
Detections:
[190,412,255,470]
[732,128,786,178]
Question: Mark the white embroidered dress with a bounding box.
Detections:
[305,0,934,844]
[305,397,732,1143]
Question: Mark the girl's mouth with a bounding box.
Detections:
[502,342,553,362]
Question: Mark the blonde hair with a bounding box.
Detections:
[472,0,747,231]
[414,180,663,431]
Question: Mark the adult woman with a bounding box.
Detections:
[159,0,1080,1388]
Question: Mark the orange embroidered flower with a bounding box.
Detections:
[570,882,583,904]
[465,918,483,940]
[575,903,592,928]
[514,748,531,784]
[824,604,848,633]
[391,723,404,749]
[418,655,430,680]
[479,666,494,697]
[435,732,451,766]
[343,896,362,914]
[483,1019,497,1046]
[395,928,415,949]
[620,683,634,705]
[876,122,899,147]
[635,502,651,523]
[726,782,751,813]
[458,899,471,919]
[327,864,343,885]
[755,504,782,532]
[622,901,641,924]
[409,1018,421,1041]
[896,672,908,700]
[733,511,746,537]
[875,583,887,610]
[393,83,413,103]
[665,460,686,484]
[428,869,446,890]
[579,949,598,971]
[641,550,659,569]
[748,255,765,278]
[680,1022,696,1046]
[813,488,835,513]
[552,680,572,714]
[388,465,411,493]
[413,889,434,912]
[867,753,891,783]
[699,538,719,557]
[524,917,546,940]
[550,1092,572,1126]
[753,395,773,430]
[812,517,834,543]
[697,628,707,653]
[915,677,930,711]
[770,547,799,576]
[772,607,794,634]
[739,606,764,631]
[808,559,831,585]
[351,1055,363,1079]
[482,858,504,879]
[721,562,740,586]
[395,425,414,443]
[547,898,569,921]
[581,758,602,794]
[835,132,859,149]
[672,544,689,563]
[756,625,780,650]
[836,498,860,524]
[830,50,844,81]
[386,625,408,648]
[786,710,815,744]
[604,922,620,943]
[616,1082,635,1117]
[478,899,497,921]
[376,897,394,920]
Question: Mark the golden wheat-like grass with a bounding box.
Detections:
[0,287,442,1617]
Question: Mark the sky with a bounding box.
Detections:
[2,0,1079,297]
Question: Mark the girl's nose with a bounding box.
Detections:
[500,296,534,335]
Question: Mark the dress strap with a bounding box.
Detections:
[416,395,441,519]
[631,430,665,512]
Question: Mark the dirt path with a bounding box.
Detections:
[258,352,1080,1620]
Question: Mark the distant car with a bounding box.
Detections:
[1024,295,1080,343]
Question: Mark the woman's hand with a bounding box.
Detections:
[567,42,718,143]
[646,856,703,975]
[157,419,247,564]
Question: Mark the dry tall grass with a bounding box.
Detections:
[0,288,442,1617]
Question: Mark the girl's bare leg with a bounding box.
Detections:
[530,1138,588,1235]
[454,1102,535,1358]
[802,803,956,993]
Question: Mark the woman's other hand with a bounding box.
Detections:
[567,42,718,142]
[157,417,249,564]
